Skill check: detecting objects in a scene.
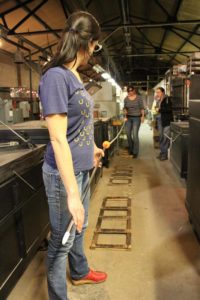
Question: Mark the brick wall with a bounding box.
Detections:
[0,52,40,91]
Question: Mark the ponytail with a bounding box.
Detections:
[43,11,100,74]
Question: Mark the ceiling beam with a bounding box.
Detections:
[107,40,124,49]
[86,0,93,9]
[101,16,121,27]
[136,28,156,49]
[0,24,52,57]
[130,14,151,23]
[125,66,169,70]
[24,42,57,58]
[101,19,200,30]
[9,0,48,33]
[17,0,60,39]
[154,0,171,18]
[7,19,200,36]
[129,80,160,83]
[0,0,34,16]
[1,35,30,52]
[118,0,135,73]
[159,0,183,50]
[18,34,52,54]
[102,51,195,57]
[59,0,71,19]
[157,0,184,64]
[8,29,62,36]
[119,0,129,25]
[173,27,200,36]
[170,28,200,49]
[0,48,14,58]
[169,24,200,63]
[1,15,8,29]
[174,0,183,17]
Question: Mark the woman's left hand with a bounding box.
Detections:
[94,146,104,168]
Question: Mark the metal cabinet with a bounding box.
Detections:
[186,74,200,240]
[170,122,189,178]
[0,147,49,299]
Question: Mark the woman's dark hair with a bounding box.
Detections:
[43,11,101,74]
[127,85,135,92]
[156,87,165,93]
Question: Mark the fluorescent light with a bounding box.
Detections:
[93,64,105,73]
[101,72,111,80]
[108,78,116,85]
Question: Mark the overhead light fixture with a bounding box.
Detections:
[14,49,24,64]
[92,63,121,92]
[92,64,105,73]
[101,72,111,80]
[125,32,131,38]
[108,78,116,85]
[39,53,52,65]
[125,45,132,54]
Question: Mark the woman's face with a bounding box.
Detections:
[127,89,136,97]
[81,41,101,65]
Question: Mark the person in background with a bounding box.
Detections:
[39,11,107,300]
[154,87,173,161]
[123,85,145,158]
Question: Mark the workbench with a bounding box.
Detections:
[186,74,200,240]
[0,145,49,299]
[0,118,117,297]
[170,121,189,178]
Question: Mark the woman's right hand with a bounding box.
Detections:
[68,194,85,233]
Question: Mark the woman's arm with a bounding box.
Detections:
[139,97,145,123]
[46,113,84,233]
[141,109,145,123]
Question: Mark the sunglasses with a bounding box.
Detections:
[93,43,103,53]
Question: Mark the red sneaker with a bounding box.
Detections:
[71,269,107,286]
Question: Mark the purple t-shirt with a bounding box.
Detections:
[39,66,94,174]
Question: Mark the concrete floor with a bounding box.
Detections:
[8,123,200,300]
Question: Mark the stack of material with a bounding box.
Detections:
[187,52,200,75]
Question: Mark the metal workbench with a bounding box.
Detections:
[0,118,115,298]
[170,121,189,179]
[186,74,200,240]
[0,145,49,299]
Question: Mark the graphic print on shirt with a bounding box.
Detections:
[73,89,94,148]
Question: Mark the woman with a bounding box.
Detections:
[39,11,107,300]
[124,85,144,158]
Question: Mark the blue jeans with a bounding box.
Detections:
[156,115,170,157]
[42,162,90,300]
[125,116,141,155]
